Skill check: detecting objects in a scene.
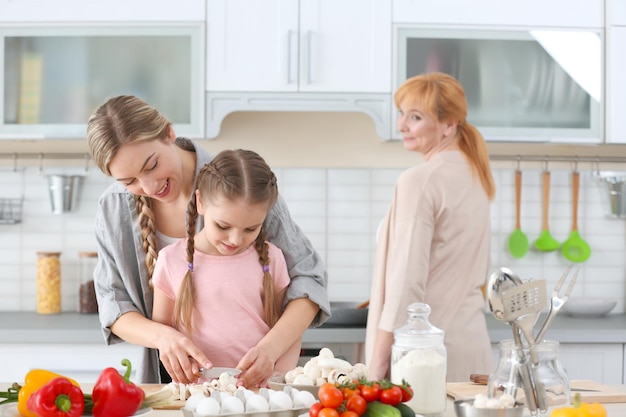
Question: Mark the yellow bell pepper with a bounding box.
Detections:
[17,369,80,417]
[550,393,607,417]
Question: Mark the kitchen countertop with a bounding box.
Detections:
[2,311,626,345]
[0,312,366,344]
[1,382,626,417]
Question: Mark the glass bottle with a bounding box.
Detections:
[78,251,98,314]
[488,339,570,407]
[36,251,61,314]
[391,303,447,417]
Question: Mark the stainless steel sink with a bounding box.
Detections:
[321,301,368,328]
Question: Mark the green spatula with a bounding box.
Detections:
[562,170,591,262]
[534,169,560,252]
[508,170,529,258]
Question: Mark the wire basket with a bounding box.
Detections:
[0,197,24,224]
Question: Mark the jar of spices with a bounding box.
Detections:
[391,303,447,417]
[36,252,62,314]
[78,251,98,314]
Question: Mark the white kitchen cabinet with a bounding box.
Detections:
[491,343,623,385]
[607,27,626,143]
[206,0,391,93]
[0,342,144,383]
[392,0,603,28]
[0,0,205,23]
[0,24,205,139]
[558,344,623,385]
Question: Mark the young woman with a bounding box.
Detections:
[151,149,300,383]
[87,95,330,385]
[366,72,496,382]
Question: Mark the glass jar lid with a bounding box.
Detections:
[393,302,444,347]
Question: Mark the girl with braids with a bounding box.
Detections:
[366,72,495,382]
[87,95,329,386]
[151,149,300,378]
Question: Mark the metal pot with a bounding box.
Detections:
[594,172,626,218]
[47,174,83,214]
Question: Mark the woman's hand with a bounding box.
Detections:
[155,326,212,384]
[236,345,276,388]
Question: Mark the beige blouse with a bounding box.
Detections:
[365,150,494,382]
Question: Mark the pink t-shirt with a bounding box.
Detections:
[152,240,300,371]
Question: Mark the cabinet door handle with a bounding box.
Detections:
[305,31,315,84]
[287,30,297,84]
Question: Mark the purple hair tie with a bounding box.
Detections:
[262,265,270,273]
[188,263,194,272]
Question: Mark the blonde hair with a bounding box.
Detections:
[174,149,280,334]
[86,95,174,281]
[395,72,496,200]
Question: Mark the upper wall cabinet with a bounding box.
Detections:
[393,27,603,143]
[205,0,393,139]
[0,0,205,23]
[0,25,205,139]
[207,0,390,92]
[392,0,603,28]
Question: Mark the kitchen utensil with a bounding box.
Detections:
[486,269,538,414]
[561,170,591,262]
[534,265,579,344]
[534,170,560,252]
[200,367,240,379]
[501,278,548,414]
[454,399,524,417]
[508,170,529,258]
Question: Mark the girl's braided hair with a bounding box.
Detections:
[174,149,280,334]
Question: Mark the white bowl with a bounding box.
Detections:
[561,298,617,318]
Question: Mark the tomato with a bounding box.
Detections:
[345,394,367,416]
[318,408,340,417]
[359,383,381,402]
[341,387,358,400]
[340,411,359,417]
[309,402,324,417]
[319,385,344,409]
[399,385,413,402]
[380,386,403,406]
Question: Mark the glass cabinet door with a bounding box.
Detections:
[1,25,204,139]
[395,28,602,143]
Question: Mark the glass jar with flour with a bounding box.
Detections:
[391,302,446,417]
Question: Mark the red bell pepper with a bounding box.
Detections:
[92,358,145,417]
[26,377,85,417]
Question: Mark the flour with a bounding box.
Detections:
[391,348,446,415]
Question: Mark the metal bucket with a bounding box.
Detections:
[594,172,626,218]
[47,174,83,214]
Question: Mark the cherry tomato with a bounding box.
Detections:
[319,385,344,409]
[345,394,367,416]
[340,411,359,417]
[359,383,382,402]
[380,386,403,406]
[399,385,413,402]
[341,387,358,400]
[318,408,340,417]
[309,402,324,417]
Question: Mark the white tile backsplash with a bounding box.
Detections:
[1,165,625,314]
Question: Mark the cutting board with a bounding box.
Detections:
[447,380,626,404]
[140,384,185,410]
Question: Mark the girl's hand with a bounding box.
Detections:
[156,327,212,384]
[236,346,276,388]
